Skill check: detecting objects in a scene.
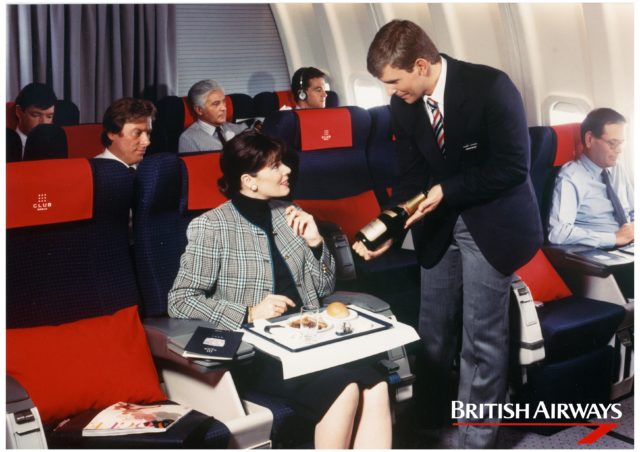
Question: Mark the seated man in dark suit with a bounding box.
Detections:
[178,79,247,153]
[13,82,57,154]
[548,108,633,297]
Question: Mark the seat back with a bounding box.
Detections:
[552,123,582,166]
[325,90,339,108]
[528,123,582,239]
[6,101,18,129]
[6,158,139,328]
[228,93,255,121]
[53,99,80,126]
[366,105,398,205]
[23,124,68,161]
[6,128,22,162]
[63,123,104,158]
[134,152,227,317]
[265,106,380,243]
[254,91,280,118]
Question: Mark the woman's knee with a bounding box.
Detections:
[363,382,390,408]
[341,382,360,404]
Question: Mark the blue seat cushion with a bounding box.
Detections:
[537,296,625,362]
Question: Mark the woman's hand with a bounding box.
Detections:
[252,294,297,321]
[352,238,393,261]
[285,205,323,247]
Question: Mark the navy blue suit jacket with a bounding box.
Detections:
[390,55,542,275]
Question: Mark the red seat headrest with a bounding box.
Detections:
[7,159,93,229]
[180,153,227,211]
[296,108,353,152]
[276,90,296,110]
[552,123,583,166]
[63,124,104,159]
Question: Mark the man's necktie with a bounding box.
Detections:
[215,127,227,146]
[602,169,627,226]
[426,98,446,158]
[128,166,136,174]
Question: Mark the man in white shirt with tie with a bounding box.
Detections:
[178,79,247,153]
[548,108,634,248]
[95,97,156,170]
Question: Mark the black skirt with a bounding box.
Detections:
[241,352,386,422]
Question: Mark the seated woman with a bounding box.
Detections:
[168,130,391,448]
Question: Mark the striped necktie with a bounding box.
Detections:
[426,97,446,157]
[601,169,627,226]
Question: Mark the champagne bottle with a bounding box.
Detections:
[356,190,428,251]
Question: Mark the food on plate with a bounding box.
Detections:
[325,301,350,319]
[288,317,329,330]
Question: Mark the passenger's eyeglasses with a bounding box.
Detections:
[596,137,624,150]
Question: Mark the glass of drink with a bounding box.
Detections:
[299,306,319,341]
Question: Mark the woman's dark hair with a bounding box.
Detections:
[218,130,287,198]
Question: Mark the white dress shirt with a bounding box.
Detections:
[94,148,138,169]
[423,56,448,122]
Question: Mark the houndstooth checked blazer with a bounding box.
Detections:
[168,199,336,330]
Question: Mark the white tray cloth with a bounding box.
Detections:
[241,306,420,379]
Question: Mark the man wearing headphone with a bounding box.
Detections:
[290,67,328,109]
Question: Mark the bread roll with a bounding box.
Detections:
[326,301,349,319]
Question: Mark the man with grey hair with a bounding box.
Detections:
[178,79,247,153]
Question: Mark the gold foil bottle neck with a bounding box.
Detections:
[402,190,428,215]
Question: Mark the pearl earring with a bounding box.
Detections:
[251,184,258,192]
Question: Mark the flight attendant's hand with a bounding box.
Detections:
[405,184,443,228]
[252,294,297,321]
[352,238,393,261]
[285,205,323,248]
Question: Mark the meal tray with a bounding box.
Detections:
[243,307,393,352]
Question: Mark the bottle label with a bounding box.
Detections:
[359,218,387,241]
[383,209,398,218]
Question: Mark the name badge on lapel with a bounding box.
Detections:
[462,142,479,152]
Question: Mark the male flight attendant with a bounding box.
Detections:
[355,20,542,448]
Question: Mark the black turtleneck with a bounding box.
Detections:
[232,193,303,307]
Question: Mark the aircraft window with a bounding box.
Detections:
[544,97,590,125]
[353,77,386,109]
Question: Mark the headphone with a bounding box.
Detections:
[296,68,308,101]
